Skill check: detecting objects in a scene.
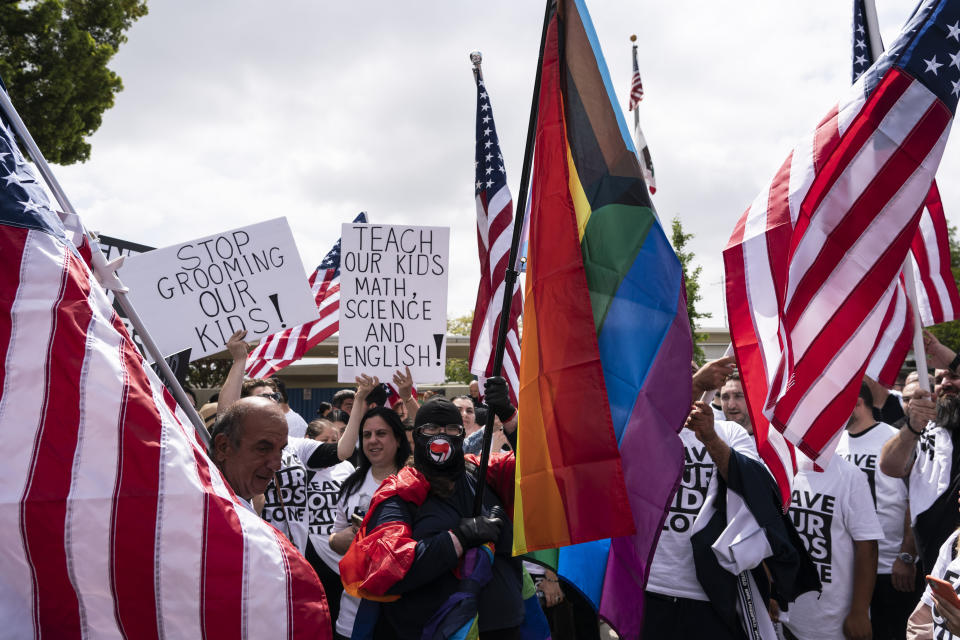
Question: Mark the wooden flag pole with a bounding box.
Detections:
[0,88,211,447]
[472,0,553,517]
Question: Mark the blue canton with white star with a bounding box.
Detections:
[0,108,65,238]
[889,0,960,113]
[852,0,879,83]
[316,211,366,275]
[475,78,507,198]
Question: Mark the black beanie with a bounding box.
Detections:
[414,397,463,428]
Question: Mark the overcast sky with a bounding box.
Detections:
[48,0,948,328]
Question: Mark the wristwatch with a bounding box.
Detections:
[898,552,916,564]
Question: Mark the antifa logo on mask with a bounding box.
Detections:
[429,438,452,464]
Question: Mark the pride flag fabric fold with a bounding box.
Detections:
[515,0,691,634]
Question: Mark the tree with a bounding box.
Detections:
[670,216,710,363]
[927,222,960,352]
[0,1,148,165]
[446,312,474,384]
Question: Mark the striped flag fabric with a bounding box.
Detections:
[854,0,960,385]
[629,41,657,194]
[724,0,959,506]
[0,115,330,635]
[515,1,691,636]
[628,45,644,109]
[246,212,366,379]
[469,71,522,405]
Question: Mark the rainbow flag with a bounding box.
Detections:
[514,0,692,634]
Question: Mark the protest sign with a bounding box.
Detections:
[338,223,449,383]
[118,218,319,361]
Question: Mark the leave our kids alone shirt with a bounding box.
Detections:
[922,530,960,639]
[261,437,352,568]
[784,455,883,640]
[646,420,758,600]
[835,423,908,573]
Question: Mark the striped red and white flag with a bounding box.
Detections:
[725,0,958,504]
[628,43,644,110]
[853,0,960,384]
[470,73,521,404]
[0,117,330,636]
[246,213,366,379]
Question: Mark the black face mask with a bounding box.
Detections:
[413,432,465,476]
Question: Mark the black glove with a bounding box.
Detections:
[484,376,515,423]
[453,510,505,549]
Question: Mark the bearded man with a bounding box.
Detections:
[879,331,960,574]
[338,379,523,639]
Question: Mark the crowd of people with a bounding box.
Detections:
[187,327,960,639]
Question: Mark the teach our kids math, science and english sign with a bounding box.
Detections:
[338,223,449,383]
[117,218,319,360]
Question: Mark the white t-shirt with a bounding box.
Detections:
[646,420,758,600]
[332,469,383,638]
[835,423,908,573]
[921,530,960,639]
[784,455,883,640]
[261,437,347,565]
[285,408,309,439]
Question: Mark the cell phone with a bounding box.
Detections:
[926,575,960,609]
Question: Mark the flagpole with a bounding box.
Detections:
[631,35,640,131]
[903,259,932,393]
[0,88,211,448]
[472,0,553,517]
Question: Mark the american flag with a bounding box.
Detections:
[630,41,657,195]
[469,73,521,405]
[628,42,644,109]
[724,0,959,505]
[0,104,330,635]
[246,212,367,379]
[855,0,960,385]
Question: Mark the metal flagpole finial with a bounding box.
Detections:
[470,50,483,67]
[630,34,637,42]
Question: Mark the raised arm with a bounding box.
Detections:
[879,390,935,478]
[686,401,731,481]
[216,330,249,418]
[337,374,377,461]
[691,356,736,402]
[392,366,420,419]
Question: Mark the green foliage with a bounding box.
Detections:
[928,223,960,353]
[447,311,473,337]
[446,312,475,383]
[670,216,710,363]
[445,358,473,384]
[186,357,232,392]
[0,0,148,165]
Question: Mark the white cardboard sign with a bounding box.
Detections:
[117,217,319,361]
[338,223,449,383]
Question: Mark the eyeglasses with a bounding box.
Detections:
[418,423,465,437]
[260,392,282,403]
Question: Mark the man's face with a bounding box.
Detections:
[469,380,480,400]
[341,396,355,415]
[902,382,919,412]
[936,369,960,399]
[720,380,750,431]
[248,384,279,402]
[453,398,477,433]
[215,400,288,500]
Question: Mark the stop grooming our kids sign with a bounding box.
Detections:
[117,218,319,360]
[337,223,449,383]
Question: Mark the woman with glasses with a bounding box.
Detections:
[329,393,412,640]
